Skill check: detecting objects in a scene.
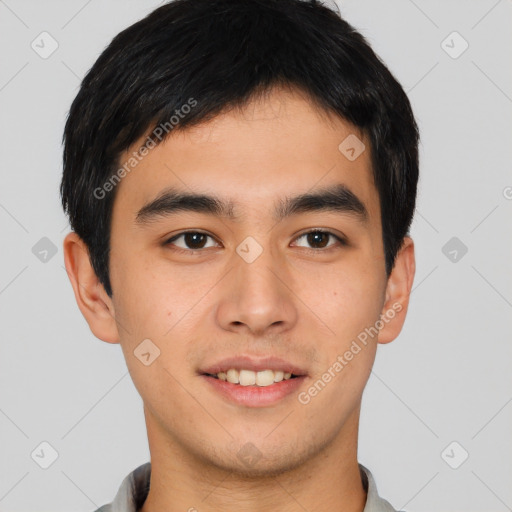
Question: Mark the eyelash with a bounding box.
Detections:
[163,229,347,255]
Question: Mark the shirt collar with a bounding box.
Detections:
[100,461,399,512]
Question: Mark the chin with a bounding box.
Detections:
[200,436,323,479]
[214,454,306,479]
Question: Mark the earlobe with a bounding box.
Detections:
[377,236,416,345]
[62,232,120,344]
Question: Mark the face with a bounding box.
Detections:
[65,86,414,476]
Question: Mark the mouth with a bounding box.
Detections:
[203,369,301,387]
[198,358,308,407]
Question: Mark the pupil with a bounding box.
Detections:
[186,233,206,249]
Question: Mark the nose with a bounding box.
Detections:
[215,241,299,337]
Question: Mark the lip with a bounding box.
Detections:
[201,374,308,407]
[199,355,308,376]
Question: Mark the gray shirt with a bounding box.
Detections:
[94,462,402,512]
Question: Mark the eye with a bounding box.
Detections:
[164,229,347,254]
[292,229,347,251]
[164,231,220,253]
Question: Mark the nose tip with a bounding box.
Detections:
[216,256,298,336]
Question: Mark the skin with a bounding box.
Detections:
[63,85,415,512]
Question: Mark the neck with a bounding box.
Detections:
[140,406,367,512]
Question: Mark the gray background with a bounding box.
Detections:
[0,0,511,511]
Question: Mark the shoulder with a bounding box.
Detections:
[359,463,404,512]
[90,462,151,512]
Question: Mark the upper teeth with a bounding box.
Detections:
[216,369,293,386]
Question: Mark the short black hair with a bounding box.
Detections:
[61,0,419,298]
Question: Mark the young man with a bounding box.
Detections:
[60,0,418,510]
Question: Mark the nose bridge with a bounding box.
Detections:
[234,233,282,301]
[236,237,280,286]
[215,233,298,335]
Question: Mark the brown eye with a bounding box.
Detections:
[293,230,346,250]
[165,231,219,251]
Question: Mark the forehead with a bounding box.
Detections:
[112,87,380,226]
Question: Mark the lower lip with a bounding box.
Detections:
[201,375,307,407]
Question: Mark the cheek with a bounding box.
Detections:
[298,338,376,436]
[111,249,175,329]
[111,253,200,373]
[297,263,384,342]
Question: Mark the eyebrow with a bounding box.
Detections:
[135,183,369,225]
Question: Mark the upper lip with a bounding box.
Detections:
[200,356,308,376]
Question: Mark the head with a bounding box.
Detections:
[62,0,417,476]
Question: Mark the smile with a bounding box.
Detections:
[201,372,307,407]
[207,369,296,387]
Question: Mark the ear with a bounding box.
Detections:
[62,232,120,343]
[377,236,416,345]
